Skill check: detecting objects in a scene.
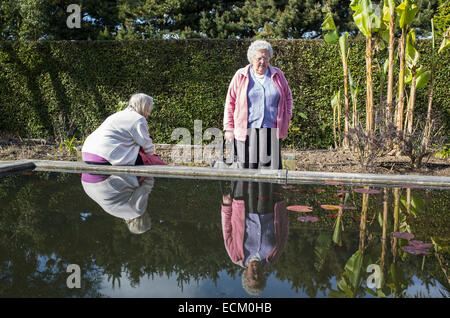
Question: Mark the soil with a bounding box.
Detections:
[1,136,449,177]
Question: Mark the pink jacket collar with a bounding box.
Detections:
[238,64,280,78]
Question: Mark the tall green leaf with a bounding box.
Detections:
[405,28,419,69]
[352,0,382,38]
[322,12,339,44]
[339,32,349,64]
[396,0,419,29]
[415,69,431,89]
[344,249,364,290]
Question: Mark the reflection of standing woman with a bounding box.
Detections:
[221,181,289,296]
[223,40,293,169]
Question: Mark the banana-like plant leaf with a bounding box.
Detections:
[332,214,343,246]
[325,30,339,44]
[438,34,450,54]
[400,194,425,214]
[353,0,382,37]
[396,0,419,29]
[405,28,419,69]
[353,0,372,37]
[415,69,431,89]
[431,237,450,254]
[350,0,360,12]
[383,58,389,75]
[322,12,337,31]
[339,33,349,63]
[382,1,391,23]
[385,0,396,15]
[344,250,363,290]
[331,91,341,110]
[322,12,339,44]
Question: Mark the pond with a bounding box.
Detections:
[0,171,448,298]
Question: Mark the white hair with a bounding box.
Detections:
[241,267,267,296]
[247,40,273,63]
[124,212,151,234]
[127,93,153,117]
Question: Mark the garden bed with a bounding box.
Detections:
[0,137,449,177]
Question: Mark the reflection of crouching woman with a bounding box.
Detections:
[81,174,154,234]
[82,93,158,166]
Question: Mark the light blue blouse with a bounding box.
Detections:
[244,212,275,267]
[247,68,280,128]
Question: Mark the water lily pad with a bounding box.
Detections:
[320,204,342,210]
[354,188,381,194]
[401,246,422,255]
[402,246,431,255]
[282,185,296,189]
[409,241,433,249]
[298,216,318,223]
[339,205,356,210]
[287,205,313,212]
[336,190,348,197]
[392,232,414,240]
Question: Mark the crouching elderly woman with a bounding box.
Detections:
[223,40,293,169]
[82,93,157,166]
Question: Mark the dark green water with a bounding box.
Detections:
[0,171,448,298]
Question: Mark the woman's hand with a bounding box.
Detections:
[224,131,234,142]
[145,144,155,155]
[222,194,232,206]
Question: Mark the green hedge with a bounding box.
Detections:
[0,39,448,149]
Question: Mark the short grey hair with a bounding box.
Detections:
[241,267,267,296]
[127,93,153,117]
[247,40,273,63]
[124,211,151,234]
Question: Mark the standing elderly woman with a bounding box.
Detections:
[223,40,292,169]
[82,93,157,166]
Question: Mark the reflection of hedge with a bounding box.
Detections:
[0,40,448,149]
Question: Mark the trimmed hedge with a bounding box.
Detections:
[0,39,448,149]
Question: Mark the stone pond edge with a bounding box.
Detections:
[1,159,449,188]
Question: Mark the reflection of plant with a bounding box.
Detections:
[329,249,364,297]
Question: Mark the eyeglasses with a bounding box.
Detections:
[254,56,270,62]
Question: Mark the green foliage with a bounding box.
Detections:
[435,144,450,159]
[431,0,450,37]
[0,39,448,149]
[396,0,419,29]
[59,136,78,155]
[0,0,441,41]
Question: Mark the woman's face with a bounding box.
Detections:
[251,49,270,75]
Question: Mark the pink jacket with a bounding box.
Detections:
[221,200,289,268]
[223,64,293,141]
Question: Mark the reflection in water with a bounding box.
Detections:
[81,174,153,234]
[0,172,448,298]
[221,181,288,296]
